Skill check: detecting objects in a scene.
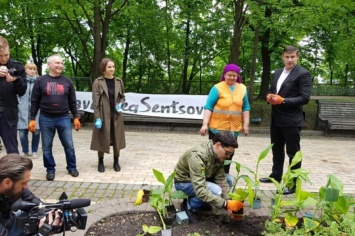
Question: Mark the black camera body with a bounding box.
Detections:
[8,68,22,77]
[13,193,90,236]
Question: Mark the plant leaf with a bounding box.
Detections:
[326,174,344,195]
[171,190,188,199]
[289,151,302,169]
[147,226,162,234]
[153,169,165,185]
[142,224,148,232]
[324,187,339,202]
[284,213,298,228]
[304,217,320,232]
[257,143,273,163]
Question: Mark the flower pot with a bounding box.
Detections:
[304,212,314,219]
[166,204,177,214]
[163,205,177,226]
[253,198,261,209]
[163,212,176,226]
[142,189,151,202]
[161,229,172,236]
[231,200,244,221]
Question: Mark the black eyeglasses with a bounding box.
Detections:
[222,146,234,157]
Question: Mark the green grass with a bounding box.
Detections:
[250,96,355,130]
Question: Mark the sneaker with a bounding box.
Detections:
[31,152,39,159]
[181,199,199,223]
[22,153,31,157]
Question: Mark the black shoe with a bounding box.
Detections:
[199,203,213,212]
[68,169,79,177]
[282,187,295,195]
[181,199,199,223]
[46,172,55,181]
[113,163,121,172]
[98,162,105,172]
[259,177,273,183]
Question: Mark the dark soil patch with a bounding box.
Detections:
[85,212,268,236]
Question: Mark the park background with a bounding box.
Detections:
[1,0,354,130]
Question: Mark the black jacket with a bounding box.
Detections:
[268,64,312,127]
[0,189,41,236]
[0,58,27,126]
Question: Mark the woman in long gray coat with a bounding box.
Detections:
[90,58,126,172]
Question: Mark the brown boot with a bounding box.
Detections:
[113,156,121,172]
[98,157,105,172]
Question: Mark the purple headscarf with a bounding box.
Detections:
[220,64,242,83]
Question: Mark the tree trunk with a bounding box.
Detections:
[229,0,246,64]
[181,17,191,94]
[257,6,272,100]
[92,2,103,81]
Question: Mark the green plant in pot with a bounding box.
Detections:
[149,169,187,234]
[226,144,273,210]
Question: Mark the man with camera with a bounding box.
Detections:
[0,36,27,154]
[0,154,62,236]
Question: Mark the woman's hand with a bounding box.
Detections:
[198,125,208,136]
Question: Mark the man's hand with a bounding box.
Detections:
[0,66,8,77]
[267,94,284,105]
[28,120,36,133]
[226,200,244,212]
[74,118,81,131]
[266,94,273,103]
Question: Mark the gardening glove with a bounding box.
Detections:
[115,103,122,112]
[269,94,284,105]
[226,200,244,212]
[28,120,36,133]
[74,118,81,131]
[95,118,102,129]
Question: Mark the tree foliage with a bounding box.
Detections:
[0,0,354,95]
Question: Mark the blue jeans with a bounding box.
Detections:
[39,114,77,173]
[175,173,234,210]
[18,129,40,154]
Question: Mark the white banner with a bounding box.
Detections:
[76,92,206,119]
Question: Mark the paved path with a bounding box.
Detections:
[22,125,354,235]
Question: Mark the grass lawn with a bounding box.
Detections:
[249,96,355,130]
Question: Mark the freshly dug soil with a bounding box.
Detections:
[85,212,268,236]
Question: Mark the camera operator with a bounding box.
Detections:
[0,36,27,154]
[0,154,62,236]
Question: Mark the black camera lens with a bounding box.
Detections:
[8,68,21,77]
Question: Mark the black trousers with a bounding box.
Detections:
[0,111,19,154]
[269,122,302,182]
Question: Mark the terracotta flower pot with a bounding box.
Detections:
[142,189,151,202]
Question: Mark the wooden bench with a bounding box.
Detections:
[314,100,355,134]
[70,110,90,126]
[122,111,263,130]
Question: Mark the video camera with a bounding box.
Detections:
[12,192,91,236]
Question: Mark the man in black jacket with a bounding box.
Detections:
[0,154,41,235]
[259,45,312,195]
[0,36,27,154]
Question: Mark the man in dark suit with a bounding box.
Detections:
[259,45,312,195]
